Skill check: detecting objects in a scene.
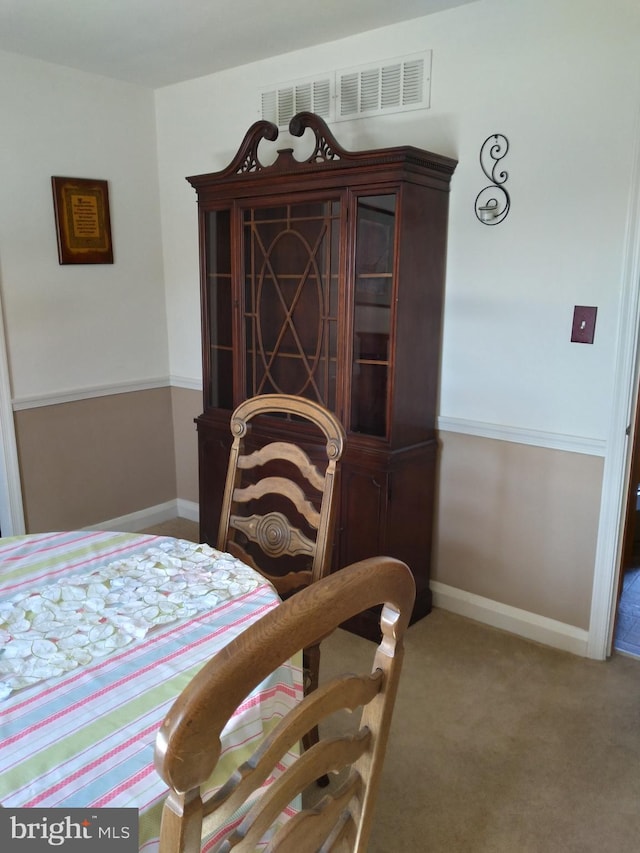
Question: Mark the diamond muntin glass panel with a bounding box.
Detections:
[243,201,339,408]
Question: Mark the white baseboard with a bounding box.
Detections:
[85,499,199,533]
[430,580,590,657]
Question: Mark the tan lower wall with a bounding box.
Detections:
[171,386,201,504]
[167,396,603,631]
[14,388,177,533]
[434,431,604,631]
[12,388,604,632]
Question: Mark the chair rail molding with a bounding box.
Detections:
[12,377,172,410]
[437,416,605,457]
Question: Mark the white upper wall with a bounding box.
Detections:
[0,50,168,401]
[155,0,640,442]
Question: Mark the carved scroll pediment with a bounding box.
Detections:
[221,112,349,177]
[288,112,345,164]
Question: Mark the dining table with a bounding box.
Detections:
[0,530,302,851]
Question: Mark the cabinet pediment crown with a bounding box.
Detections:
[188,112,456,188]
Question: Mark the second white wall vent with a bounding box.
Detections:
[336,52,431,120]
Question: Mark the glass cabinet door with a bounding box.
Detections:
[203,209,233,410]
[351,194,396,437]
[241,198,341,411]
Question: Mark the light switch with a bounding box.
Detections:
[571,306,597,344]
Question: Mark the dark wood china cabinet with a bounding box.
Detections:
[189,112,456,639]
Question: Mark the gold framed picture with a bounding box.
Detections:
[51,176,114,264]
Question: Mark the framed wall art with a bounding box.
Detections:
[51,176,114,264]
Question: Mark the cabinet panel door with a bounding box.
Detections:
[338,464,387,569]
[385,444,437,616]
[197,419,233,546]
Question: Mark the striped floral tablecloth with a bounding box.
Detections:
[0,530,302,851]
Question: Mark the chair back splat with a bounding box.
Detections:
[154,556,416,853]
[217,394,346,597]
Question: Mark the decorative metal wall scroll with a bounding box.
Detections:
[474,134,510,225]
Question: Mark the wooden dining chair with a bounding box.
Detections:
[154,555,416,853]
[217,393,346,734]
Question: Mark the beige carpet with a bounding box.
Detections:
[145,519,640,851]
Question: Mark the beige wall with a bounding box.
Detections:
[434,431,603,630]
[14,388,176,532]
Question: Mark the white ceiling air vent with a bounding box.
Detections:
[336,51,431,121]
[260,52,432,128]
[261,76,333,128]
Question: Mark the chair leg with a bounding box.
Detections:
[302,644,330,787]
